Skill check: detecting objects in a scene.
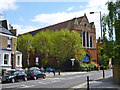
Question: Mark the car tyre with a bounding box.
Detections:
[43,75,46,79]
[11,78,15,83]
[33,76,37,80]
[24,77,27,81]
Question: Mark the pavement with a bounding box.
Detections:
[45,71,120,89]
[72,75,120,89]
[45,71,87,77]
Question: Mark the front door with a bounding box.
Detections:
[11,54,14,69]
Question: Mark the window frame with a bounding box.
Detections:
[90,36,93,48]
[7,39,12,49]
[4,54,9,65]
[83,31,85,47]
[87,32,89,47]
[17,56,20,66]
[84,24,87,28]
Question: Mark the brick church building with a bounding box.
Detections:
[27,14,97,66]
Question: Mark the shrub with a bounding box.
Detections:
[41,60,50,69]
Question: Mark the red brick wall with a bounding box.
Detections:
[87,48,97,63]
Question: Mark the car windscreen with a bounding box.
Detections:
[11,71,19,75]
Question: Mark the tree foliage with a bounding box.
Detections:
[101,1,120,65]
[33,29,86,67]
[17,34,33,68]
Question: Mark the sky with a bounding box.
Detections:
[0,0,113,39]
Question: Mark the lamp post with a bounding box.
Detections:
[57,60,60,75]
[90,11,105,78]
[90,11,102,39]
[71,59,75,71]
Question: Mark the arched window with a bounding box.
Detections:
[90,36,92,47]
[84,24,87,27]
[87,32,89,47]
[83,31,85,47]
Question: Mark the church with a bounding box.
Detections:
[27,14,97,66]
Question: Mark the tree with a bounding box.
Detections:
[17,34,33,68]
[33,29,86,68]
[101,1,120,65]
[32,30,53,63]
[52,29,85,61]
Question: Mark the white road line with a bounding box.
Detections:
[4,85,21,88]
[21,85,35,88]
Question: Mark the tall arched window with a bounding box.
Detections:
[90,36,92,47]
[83,31,85,47]
[87,32,89,47]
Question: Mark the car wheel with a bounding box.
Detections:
[11,78,15,83]
[24,77,27,81]
[33,76,37,80]
[43,75,46,79]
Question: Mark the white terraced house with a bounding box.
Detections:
[0,20,22,75]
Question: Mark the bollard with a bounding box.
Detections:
[87,68,88,72]
[103,69,105,78]
[87,76,89,90]
[53,71,55,76]
[58,70,60,75]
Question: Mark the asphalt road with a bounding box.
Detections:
[1,70,112,89]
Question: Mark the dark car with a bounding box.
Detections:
[27,70,46,80]
[2,70,27,83]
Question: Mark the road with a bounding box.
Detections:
[1,70,112,89]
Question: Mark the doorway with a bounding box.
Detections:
[11,54,14,69]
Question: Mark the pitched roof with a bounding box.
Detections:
[0,23,16,36]
[28,16,84,36]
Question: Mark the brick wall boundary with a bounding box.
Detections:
[113,65,120,85]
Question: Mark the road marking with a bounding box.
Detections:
[71,75,113,88]
[4,85,21,88]
[61,72,87,76]
[21,85,35,88]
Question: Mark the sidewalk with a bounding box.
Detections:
[72,75,120,89]
[45,71,87,77]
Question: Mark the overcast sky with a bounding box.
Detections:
[0,0,111,39]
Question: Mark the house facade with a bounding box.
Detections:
[0,20,22,74]
[27,14,97,66]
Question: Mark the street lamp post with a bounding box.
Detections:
[90,11,105,78]
[57,60,60,75]
[90,11,102,39]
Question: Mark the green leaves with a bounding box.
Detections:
[17,34,33,52]
[17,29,86,68]
[33,29,85,62]
[102,1,120,65]
[17,33,33,68]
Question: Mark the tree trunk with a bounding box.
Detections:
[27,52,29,68]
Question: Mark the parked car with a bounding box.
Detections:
[27,69,46,80]
[29,67,40,70]
[40,67,45,72]
[46,68,55,72]
[2,70,27,83]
